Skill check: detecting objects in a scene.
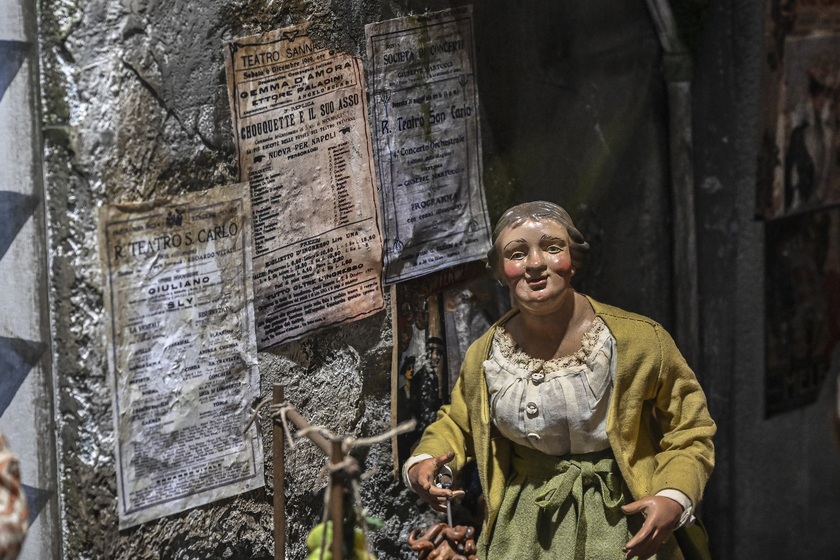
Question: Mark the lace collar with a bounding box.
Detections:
[493,316,608,372]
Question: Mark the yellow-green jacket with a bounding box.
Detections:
[411,296,716,545]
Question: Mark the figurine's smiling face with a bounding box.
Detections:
[496,219,575,314]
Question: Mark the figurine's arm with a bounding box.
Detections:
[649,324,716,506]
[403,368,475,509]
[623,325,715,559]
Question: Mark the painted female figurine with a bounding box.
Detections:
[405,202,715,560]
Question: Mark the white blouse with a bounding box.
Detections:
[483,317,616,456]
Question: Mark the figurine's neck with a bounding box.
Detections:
[510,291,594,360]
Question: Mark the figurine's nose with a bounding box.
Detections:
[525,248,546,270]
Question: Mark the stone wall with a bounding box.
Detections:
[38,1,444,558]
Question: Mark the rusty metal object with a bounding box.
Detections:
[408,523,478,560]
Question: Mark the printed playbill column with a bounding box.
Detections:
[98,184,264,529]
[366,6,492,283]
[224,23,384,348]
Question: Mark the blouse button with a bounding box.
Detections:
[531,372,545,384]
[526,402,539,416]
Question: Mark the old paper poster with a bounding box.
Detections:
[391,286,447,475]
[224,24,384,348]
[388,260,500,477]
[366,6,492,283]
[756,0,840,218]
[769,32,840,217]
[98,184,264,528]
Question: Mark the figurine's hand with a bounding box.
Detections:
[621,495,683,560]
[407,451,465,513]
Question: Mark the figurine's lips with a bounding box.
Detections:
[526,277,548,288]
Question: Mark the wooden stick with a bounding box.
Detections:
[390,284,400,481]
[330,439,345,560]
[264,395,414,559]
[426,293,445,400]
[273,385,285,560]
[284,409,332,456]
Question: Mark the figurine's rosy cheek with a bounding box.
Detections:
[548,252,573,272]
[502,261,523,282]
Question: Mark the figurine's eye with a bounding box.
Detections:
[508,250,526,260]
[546,244,563,253]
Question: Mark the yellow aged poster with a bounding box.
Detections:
[224,23,384,348]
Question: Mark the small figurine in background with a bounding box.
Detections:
[0,431,28,560]
[404,201,716,560]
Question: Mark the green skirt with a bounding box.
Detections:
[478,444,685,560]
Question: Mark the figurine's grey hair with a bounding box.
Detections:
[486,201,589,280]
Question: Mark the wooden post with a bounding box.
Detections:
[273,384,285,560]
[329,439,345,560]
[426,294,445,401]
[390,285,400,481]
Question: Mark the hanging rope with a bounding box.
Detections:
[246,396,416,454]
[246,394,417,559]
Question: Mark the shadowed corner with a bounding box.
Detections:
[0,337,47,418]
[0,191,40,262]
[20,483,52,527]
[0,40,30,103]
